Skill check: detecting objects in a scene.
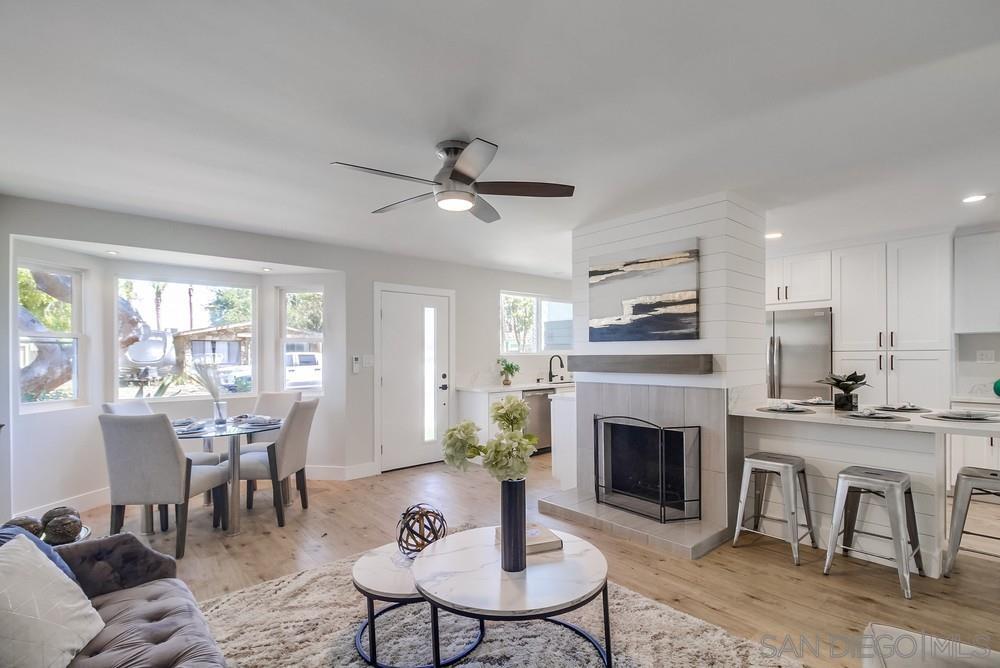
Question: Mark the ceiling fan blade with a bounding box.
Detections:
[371,192,434,214]
[331,161,440,186]
[475,181,575,198]
[469,196,500,223]
[450,138,498,184]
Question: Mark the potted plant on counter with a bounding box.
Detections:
[497,358,520,386]
[818,372,870,411]
[442,395,537,571]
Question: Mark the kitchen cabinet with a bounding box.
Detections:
[954,231,1000,333]
[887,236,951,350]
[834,350,950,408]
[833,351,886,406]
[766,251,831,305]
[833,244,887,351]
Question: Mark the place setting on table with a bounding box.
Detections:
[756,400,816,414]
[922,408,1000,423]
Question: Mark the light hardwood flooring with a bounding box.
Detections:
[80,454,1000,668]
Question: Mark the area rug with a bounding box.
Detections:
[201,553,798,667]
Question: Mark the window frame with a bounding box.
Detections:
[278,286,325,395]
[498,291,573,355]
[16,260,85,409]
[114,273,259,402]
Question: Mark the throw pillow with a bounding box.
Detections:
[0,534,105,668]
[0,526,78,582]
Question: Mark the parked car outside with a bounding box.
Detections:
[285,351,321,389]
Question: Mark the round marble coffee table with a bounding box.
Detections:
[351,542,484,668]
[411,526,612,667]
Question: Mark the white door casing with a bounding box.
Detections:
[376,285,454,472]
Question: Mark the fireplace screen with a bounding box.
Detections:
[594,415,700,523]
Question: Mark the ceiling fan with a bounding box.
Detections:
[331,138,575,223]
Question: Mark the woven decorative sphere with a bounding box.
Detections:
[43,514,83,545]
[396,503,447,557]
[3,516,44,537]
[41,506,79,527]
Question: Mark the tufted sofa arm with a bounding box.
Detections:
[56,533,176,599]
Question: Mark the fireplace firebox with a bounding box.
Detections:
[593,415,700,523]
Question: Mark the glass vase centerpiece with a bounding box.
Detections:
[191,359,227,427]
[442,395,537,572]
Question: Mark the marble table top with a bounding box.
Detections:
[411,526,607,618]
[351,542,421,601]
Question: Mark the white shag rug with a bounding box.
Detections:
[201,545,799,668]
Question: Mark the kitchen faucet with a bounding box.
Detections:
[548,354,565,382]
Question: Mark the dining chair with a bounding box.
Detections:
[101,400,221,531]
[98,414,230,558]
[240,399,318,527]
[222,391,302,503]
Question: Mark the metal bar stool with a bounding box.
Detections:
[733,452,818,565]
[943,466,1000,577]
[823,466,924,599]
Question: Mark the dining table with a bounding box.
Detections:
[174,420,282,536]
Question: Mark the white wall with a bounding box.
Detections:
[571,192,765,387]
[1,195,570,517]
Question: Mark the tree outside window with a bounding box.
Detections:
[18,266,80,404]
[500,292,572,354]
[281,290,323,391]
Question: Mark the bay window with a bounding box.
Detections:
[280,289,324,391]
[17,265,81,404]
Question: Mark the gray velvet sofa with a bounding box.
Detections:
[54,532,225,667]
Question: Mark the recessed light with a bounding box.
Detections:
[765,232,783,239]
[262,267,273,272]
[105,250,119,255]
[962,194,988,204]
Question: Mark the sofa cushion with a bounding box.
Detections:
[0,525,78,582]
[863,623,1000,668]
[70,578,225,668]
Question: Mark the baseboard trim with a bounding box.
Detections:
[306,462,380,481]
[17,486,111,518]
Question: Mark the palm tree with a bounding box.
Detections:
[152,282,167,329]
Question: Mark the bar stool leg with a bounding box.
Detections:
[885,486,913,599]
[842,488,862,556]
[780,471,801,565]
[943,476,974,577]
[752,470,768,531]
[824,478,850,575]
[904,489,924,577]
[733,465,754,546]
[797,469,818,548]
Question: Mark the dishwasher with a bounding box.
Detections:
[522,388,555,453]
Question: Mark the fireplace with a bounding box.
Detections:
[593,415,700,523]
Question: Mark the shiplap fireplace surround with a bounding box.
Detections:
[538,193,766,559]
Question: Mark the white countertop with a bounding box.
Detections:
[549,392,576,401]
[951,395,1000,406]
[730,402,1000,437]
[456,381,575,393]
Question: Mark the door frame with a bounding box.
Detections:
[373,282,457,473]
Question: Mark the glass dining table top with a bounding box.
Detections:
[174,421,281,439]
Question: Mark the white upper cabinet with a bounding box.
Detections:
[955,231,1000,333]
[886,235,951,350]
[833,244,887,351]
[766,251,831,305]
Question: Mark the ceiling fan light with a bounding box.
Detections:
[435,190,475,212]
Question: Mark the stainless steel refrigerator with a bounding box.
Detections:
[766,307,833,400]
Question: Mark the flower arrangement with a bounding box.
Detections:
[442,395,538,481]
[497,358,520,386]
[191,358,226,423]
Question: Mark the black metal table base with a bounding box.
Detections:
[355,597,485,668]
[428,582,612,668]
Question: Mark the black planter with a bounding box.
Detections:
[500,479,526,572]
[834,392,858,411]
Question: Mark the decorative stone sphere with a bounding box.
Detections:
[396,503,448,557]
[3,516,44,537]
[41,506,79,527]
[43,514,83,545]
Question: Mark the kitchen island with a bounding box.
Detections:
[728,401,1000,578]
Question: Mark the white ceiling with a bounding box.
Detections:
[1,2,999,277]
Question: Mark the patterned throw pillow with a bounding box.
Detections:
[0,526,78,582]
[0,534,104,668]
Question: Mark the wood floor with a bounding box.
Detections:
[81,454,1000,668]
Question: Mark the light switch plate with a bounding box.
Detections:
[976,350,996,363]
[352,355,361,374]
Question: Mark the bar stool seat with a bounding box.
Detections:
[733,451,818,565]
[824,465,924,599]
[943,466,1000,577]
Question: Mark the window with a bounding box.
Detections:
[117,279,255,398]
[500,292,573,354]
[18,265,81,404]
[280,289,323,391]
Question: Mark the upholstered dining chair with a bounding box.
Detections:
[98,414,230,558]
[220,391,302,503]
[240,398,318,527]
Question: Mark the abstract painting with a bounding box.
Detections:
[588,238,699,342]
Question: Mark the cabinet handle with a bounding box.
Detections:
[878,354,883,370]
[784,285,789,300]
[878,332,883,348]
[890,354,894,371]
[890,331,895,348]
[777,287,781,301]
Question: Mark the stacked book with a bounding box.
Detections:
[495,523,563,555]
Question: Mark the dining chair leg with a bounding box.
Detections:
[267,444,285,527]
[110,505,125,534]
[246,480,255,510]
[175,502,189,559]
[211,487,222,529]
[159,504,170,532]
[296,468,308,509]
[219,484,229,532]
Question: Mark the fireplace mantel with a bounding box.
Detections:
[567,354,713,375]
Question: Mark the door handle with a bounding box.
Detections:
[766,336,775,397]
[784,285,789,300]
[774,336,782,397]
[438,384,449,391]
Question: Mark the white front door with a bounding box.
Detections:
[380,289,451,471]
